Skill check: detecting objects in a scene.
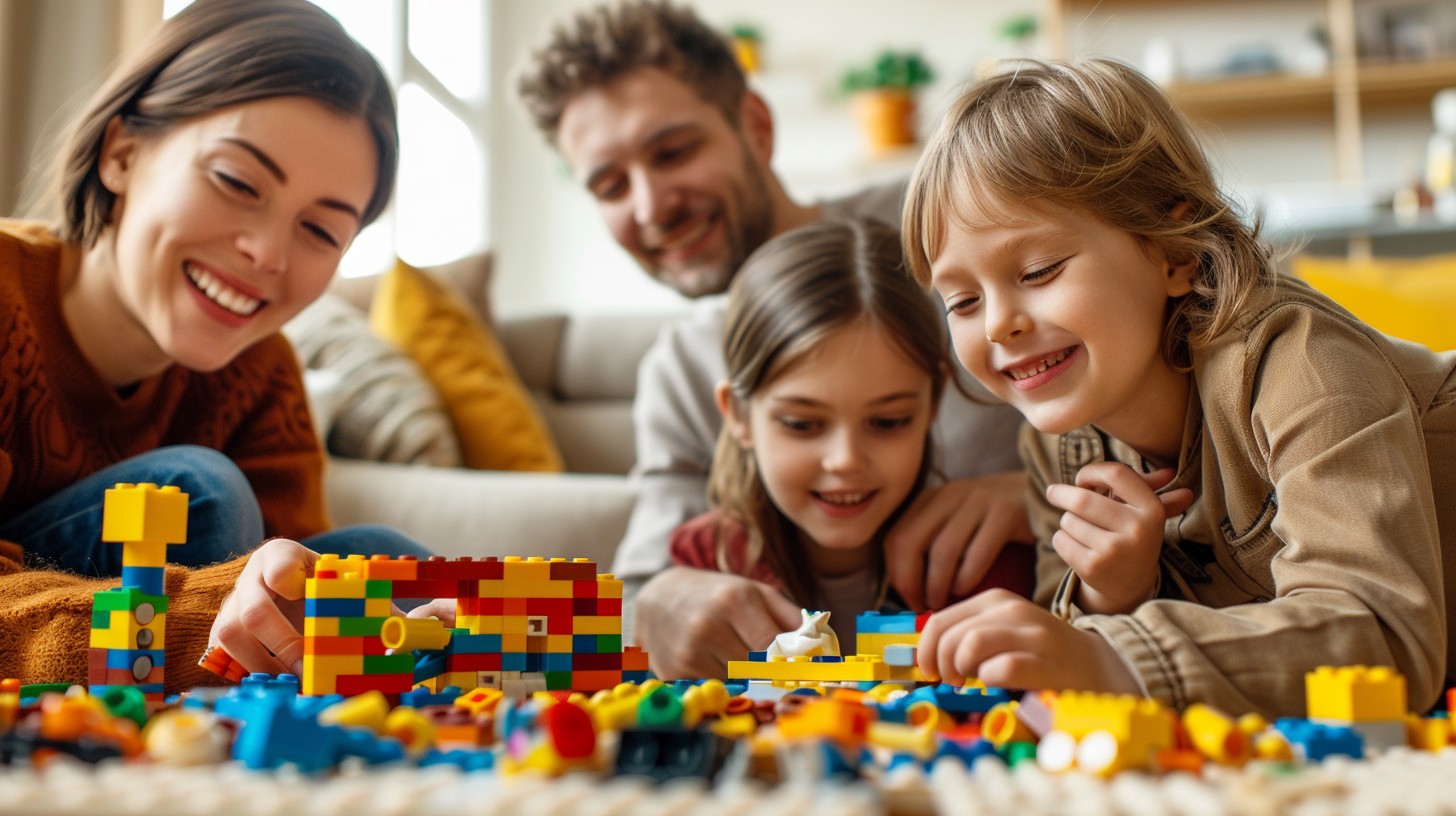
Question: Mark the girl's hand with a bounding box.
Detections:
[916,589,1140,693]
[208,538,320,677]
[407,598,458,626]
[1046,464,1194,615]
[884,471,1033,611]
[634,566,804,680]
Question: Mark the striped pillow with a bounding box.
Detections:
[283,294,463,467]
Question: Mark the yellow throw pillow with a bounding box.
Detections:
[370,259,564,472]
[1293,254,1456,352]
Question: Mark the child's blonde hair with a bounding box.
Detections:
[709,218,949,608]
[903,58,1275,368]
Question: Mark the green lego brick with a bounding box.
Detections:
[92,608,112,630]
[362,653,415,674]
[91,588,167,613]
[365,580,394,598]
[339,616,387,637]
[596,634,621,654]
[545,671,573,691]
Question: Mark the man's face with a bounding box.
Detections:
[556,67,775,298]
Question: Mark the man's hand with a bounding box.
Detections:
[916,589,1140,693]
[633,566,803,679]
[208,538,320,677]
[1046,464,1194,615]
[884,471,1032,612]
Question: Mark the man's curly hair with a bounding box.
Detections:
[515,0,747,146]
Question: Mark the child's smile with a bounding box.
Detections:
[724,317,934,567]
[929,197,1195,461]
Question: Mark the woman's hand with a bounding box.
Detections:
[916,589,1140,693]
[207,538,320,676]
[1046,464,1193,615]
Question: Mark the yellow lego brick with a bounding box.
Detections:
[315,554,371,580]
[501,633,528,652]
[856,632,921,657]
[302,654,364,686]
[475,580,505,597]
[596,577,623,599]
[102,483,188,544]
[501,616,530,635]
[1306,665,1407,722]
[120,540,168,568]
[364,598,393,618]
[544,634,574,653]
[502,580,573,599]
[305,617,341,637]
[306,577,371,598]
[1053,691,1175,759]
[90,610,165,650]
[502,557,552,583]
[727,655,891,683]
[459,615,502,634]
[573,616,621,635]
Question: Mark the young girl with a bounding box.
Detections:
[670,218,1035,654]
[902,58,1456,718]
[0,0,427,687]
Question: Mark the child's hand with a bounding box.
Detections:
[884,471,1033,611]
[916,589,1140,693]
[1047,464,1194,614]
[407,598,457,627]
[634,566,803,680]
[208,538,320,677]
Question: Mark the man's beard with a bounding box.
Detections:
[649,142,775,299]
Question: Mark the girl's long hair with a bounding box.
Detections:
[708,217,950,607]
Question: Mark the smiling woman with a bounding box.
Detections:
[0,0,432,693]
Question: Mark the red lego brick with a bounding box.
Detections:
[336,673,413,696]
[550,560,597,581]
[572,580,599,598]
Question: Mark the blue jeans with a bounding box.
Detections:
[2,445,430,577]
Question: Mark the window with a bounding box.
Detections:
[163,0,488,277]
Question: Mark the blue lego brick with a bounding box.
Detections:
[304,597,368,617]
[450,633,502,653]
[906,684,1011,715]
[420,747,495,771]
[502,652,527,672]
[414,650,448,684]
[1274,718,1364,761]
[542,653,575,672]
[573,634,601,653]
[747,651,769,661]
[624,671,652,684]
[90,683,163,696]
[856,611,919,634]
[119,565,165,596]
[104,648,165,670]
[810,655,845,663]
[400,685,465,708]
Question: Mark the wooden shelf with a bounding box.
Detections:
[1158,56,1456,118]
[1356,56,1456,108]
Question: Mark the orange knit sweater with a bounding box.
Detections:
[0,220,329,689]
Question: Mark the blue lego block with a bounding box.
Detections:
[856,611,919,634]
[400,685,465,709]
[542,653,574,672]
[104,648,165,670]
[809,655,845,663]
[414,650,448,684]
[624,671,652,684]
[936,737,1001,767]
[90,683,163,696]
[217,691,403,773]
[747,651,769,661]
[573,635,600,654]
[304,597,367,617]
[1274,718,1364,762]
[501,652,527,672]
[420,747,496,771]
[907,683,1010,715]
[450,633,501,653]
[119,565,165,596]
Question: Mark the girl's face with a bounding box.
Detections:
[96,95,377,377]
[721,318,935,573]
[928,197,1196,461]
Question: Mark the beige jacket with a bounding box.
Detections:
[1024,276,1456,718]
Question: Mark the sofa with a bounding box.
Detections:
[303,255,686,569]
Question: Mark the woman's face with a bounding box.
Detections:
[97,95,377,376]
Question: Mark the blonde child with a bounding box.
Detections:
[902,58,1456,718]
[668,218,1034,668]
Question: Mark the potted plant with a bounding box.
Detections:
[841,50,934,154]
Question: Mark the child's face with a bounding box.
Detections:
[928,198,1195,458]
[98,95,377,376]
[723,319,934,571]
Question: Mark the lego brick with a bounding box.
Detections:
[337,673,414,696]
[91,587,168,614]
[120,539,168,568]
[856,610,920,634]
[502,557,553,583]
[306,577,371,599]
[305,597,368,617]
[305,617,341,637]
[447,652,502,673]
[451,632,502,653]
[570,670,624,692]
[727,655,891,683]
[572,580,599,599]
[597,578,623,599]
[361,556,419,581]
[119,565,165,596]
[101,483,188,544]
[337,616,388,637]
[1306,665,1407,722]
[574,616,621,635]
[391,579,463,598]
[551,560,598,581]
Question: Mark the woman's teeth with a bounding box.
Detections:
[185,263,262,317]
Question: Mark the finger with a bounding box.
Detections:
[924,514,979,610]
[1139,467,1178,491]
[1074,462,1161,507]
[914,591,1003,682]
[951,518,1013,601]
[407,598,457,626]
[884,489,941,611]
[1048,482,1146,532]
[211,598,291,676]
[729,588,800,654]
[230,576,308,675]
[941,622,1034,687]
[1159,487,1195,519]
[258,539,315,601]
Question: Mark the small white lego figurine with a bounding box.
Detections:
[766,609,841,658]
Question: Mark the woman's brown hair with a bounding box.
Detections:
[52,0,398,247]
